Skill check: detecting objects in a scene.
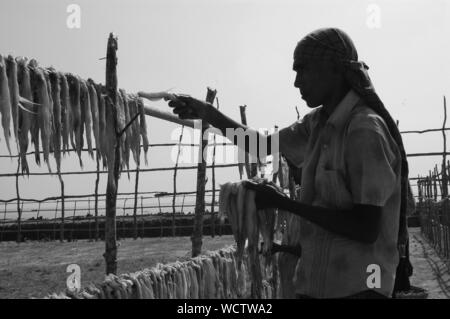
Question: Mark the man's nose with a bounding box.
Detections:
[294,73,302,88]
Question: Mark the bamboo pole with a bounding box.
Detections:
[140,196,144,238]
[133,149,141,240]
[15,158,22,243]
[442,96,448,198]
[94,153,100,241]
[104,33,119,275]
[58,172,65,242]
[239,105,256,179]
[272,126,279,183]
[191,87,217,257]
[172,125,185,237]
[210,97,219,238]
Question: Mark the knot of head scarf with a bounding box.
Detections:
[295,28,411,257]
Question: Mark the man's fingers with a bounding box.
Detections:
[243,181,260,190]
[168,100,186,108]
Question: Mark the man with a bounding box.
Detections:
[166,28,412,298]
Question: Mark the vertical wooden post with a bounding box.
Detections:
[133,149,140,240]
[71,201,76,241]
[181,194,185,214]
[173,126,185,237]
[191,87,217,257]
[53,200,59,241]
[58,172,65,242]
[140,196,144,238]
[442,96,448,198]
[94,153,100,241]
[239,105,257,178]
[210,97,219,238]
[15,158,22,243]
[272,126,279,183]
[104,33,119,275]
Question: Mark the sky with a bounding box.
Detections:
[0,0,449,218]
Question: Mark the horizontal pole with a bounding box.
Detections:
[143,104,206,129]
[0,142,236,158]
[406,152,450,157]
[0,163,241,178]
[400,127,450,134]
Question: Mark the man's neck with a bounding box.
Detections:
[322,87,351,117]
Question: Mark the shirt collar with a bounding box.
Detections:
[321,89,361,130]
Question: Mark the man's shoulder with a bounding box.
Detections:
[347,103,390,137]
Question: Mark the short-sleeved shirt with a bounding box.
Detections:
[276,90,401,298]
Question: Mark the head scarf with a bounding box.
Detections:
[294,28,411,283]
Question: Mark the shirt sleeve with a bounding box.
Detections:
[277,112,312,168]
[345,127,400,207]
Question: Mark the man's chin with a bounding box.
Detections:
[305,99,320,108]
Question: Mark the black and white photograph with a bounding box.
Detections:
[0,0,449,303]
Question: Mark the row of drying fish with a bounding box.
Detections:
[44,246,275,299]
[218,179,277,299]
[0,54,149,175]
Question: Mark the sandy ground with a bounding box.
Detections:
[409,228,450,299]
[0,235,235,299]
[0,228,449,299]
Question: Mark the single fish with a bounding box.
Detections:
[28,65,41,165]
[43,70,54,155]
[16,57,33,174]
[236,182,248,258]
[87,79,99,160]
[244,188,263,298]
[59,72,71,155]
[128,95,141,165]
[116,91,127,174]
[5,55,19,148]
[119,89,131,177]
[66,73,83,166]
[0,54,12,155]
[137,90,177,102]
[95,83,107,168]
[80,79,93,158]
[137,97,149,165]
[30,67,52,172]
[48,69,62,172]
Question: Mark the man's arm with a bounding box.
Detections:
[277,199,382,244]
[169,97,274,156]
[202,103,273,155]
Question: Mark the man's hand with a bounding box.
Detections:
[167,95,210,120]
[244,180,288,209]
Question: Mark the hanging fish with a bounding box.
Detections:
[80,79,93,158]
[119,89,131,177]
[116,91,127,173]
[95,83,107,168]
[16,57,33,174]
[87,79,99,160]
[66,73,83,166]
[59,72,71,155]
[48,69,62,172]
[43,70,54,155]
[28,63,41,166]
[0,54,12,155]
[30,66,52,172]
[5,55,19,148]
[128,95,141,165]
[137,90,177,102]
[137,97,149,165]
